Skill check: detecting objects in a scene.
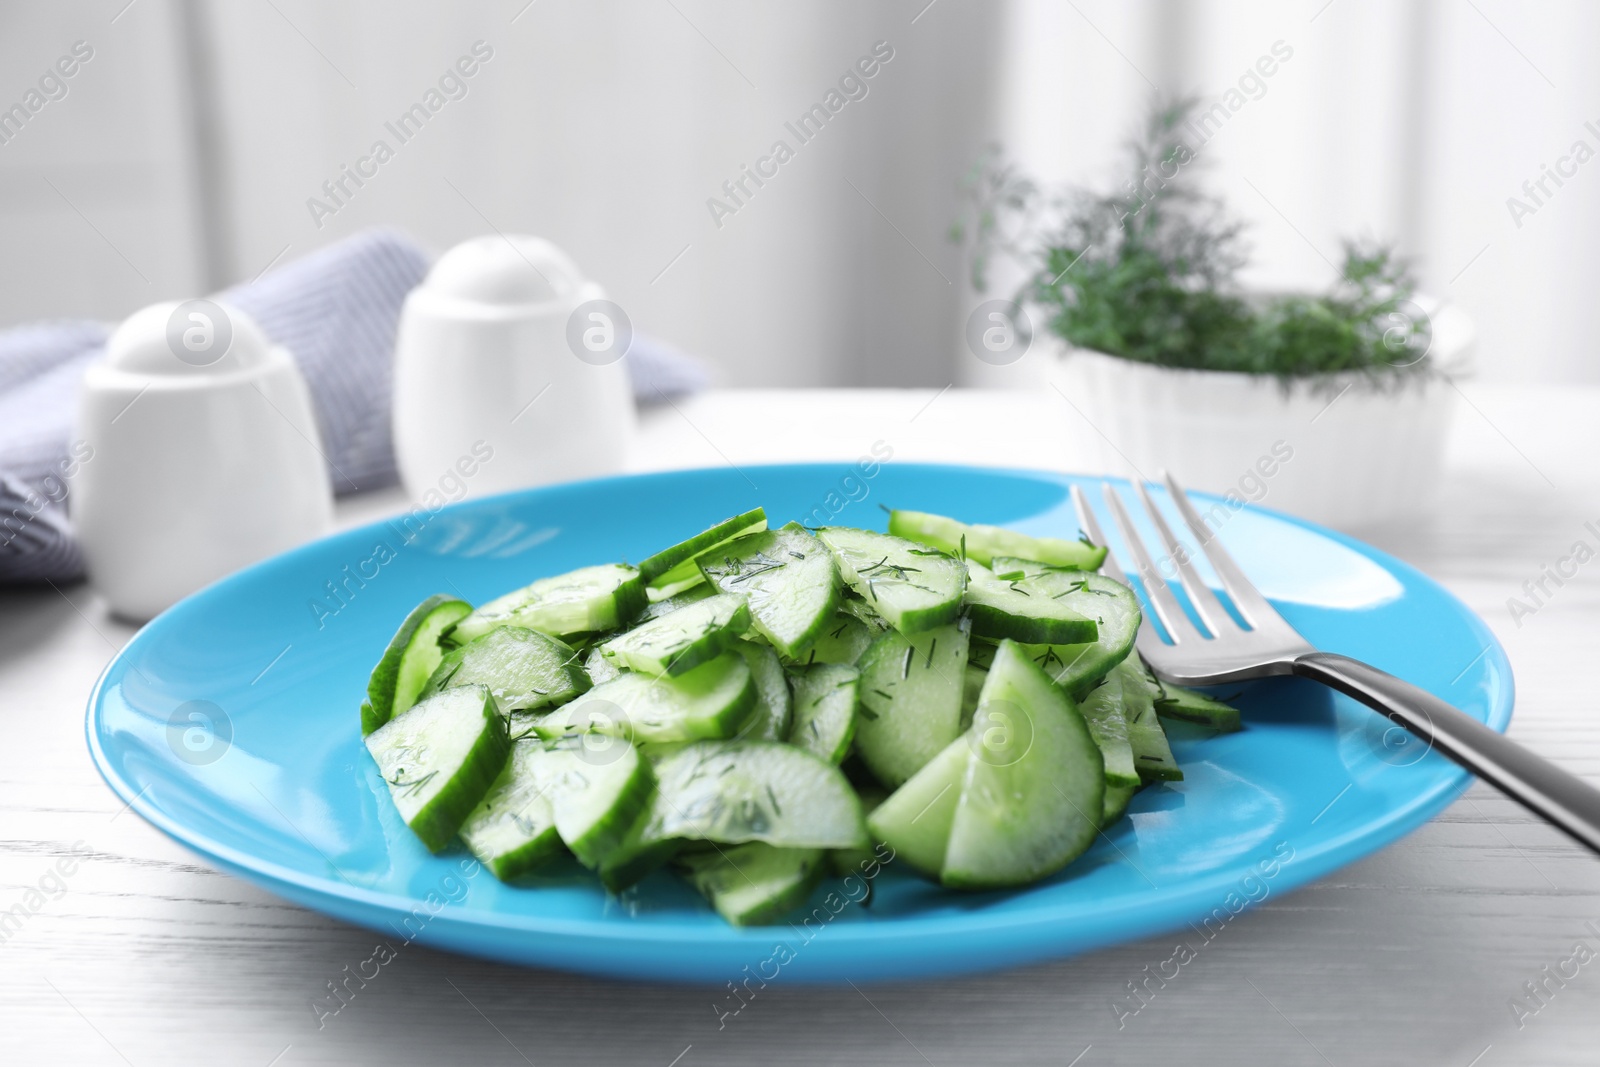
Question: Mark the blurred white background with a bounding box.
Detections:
[1,0,1595,386]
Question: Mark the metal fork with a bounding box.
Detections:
[1072,473,1600,856]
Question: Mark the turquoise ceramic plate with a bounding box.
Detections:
[86,464,1511,983]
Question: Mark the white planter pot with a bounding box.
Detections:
[1039,300,1475,532]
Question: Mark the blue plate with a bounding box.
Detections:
[86,464,1512,983]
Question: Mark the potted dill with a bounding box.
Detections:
[953,101,1474,530]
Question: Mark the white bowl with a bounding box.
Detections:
[1041,298,1475,531]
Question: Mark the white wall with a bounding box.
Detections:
[4,0,1598,387]
[1,0,1001,389]
[0,2,205,320]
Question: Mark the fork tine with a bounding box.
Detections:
[1162,472,1281,629]
[1071,484,1163,651]
[1134,480,1235,636]
[1100,483,1203,644]
[1070,484,1125,584]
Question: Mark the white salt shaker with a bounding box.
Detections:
[391,236,635,499]
[73,300,333,619]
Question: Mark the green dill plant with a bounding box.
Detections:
[952,99,1432,388]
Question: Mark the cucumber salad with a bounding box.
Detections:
[360,507,1241,926]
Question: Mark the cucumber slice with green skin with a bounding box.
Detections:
[698,524,841,658]
[637,582,714,624]
[420,626,589,714]
[817,527,966,636]
[362,595,472,735]
[865,734,968,879]
[459,739,564,880]
[676,842,825,926]
[888,509,1108,571]
[649,574,708,600]
[854,621,971,788]
[583,646,621,686]
[1102,782,1139,827]
[639,508,768,587]
[451,564,645,645]
[991,559,1141,696]
[1153,680,1243,733]
[1022,642,1127,702]
[1077,669,1140,788]
[643,740,869,849]
[963,564,1100,646]
[735,642,791,741]
[534,652,756,745]
[786,663,859,764]
[530,734,654,868]
[839,595,892,634]
[988,556,1100,581]
[787,611,876,667]
[365,684,509,853]
[597,800,681,892]
[942,640,1105,890]
[1118,659,1183,781]
[829,786,888,904]
[598,592,751,677]
[960,663,986,732]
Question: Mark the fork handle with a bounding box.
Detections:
[1293,651,1600,855]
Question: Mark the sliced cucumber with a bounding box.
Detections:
[963,564,1099,646]
[888,508,1107,570]
[676,842,824,926]
[548,629,609,656]
[817,527,966,636]
[787,663,859,764]
[598,800,681,892]
[536,652,755,745]
[583,646,621,686]
[1102,782,1139,827]
[829,785,887,904]
[639,508,768,588]
[451,564,645,644]
[1153,680,1243,733]
[598,592,751,677]
[1078,670,1140,788]
[991,559,1141,695]
[788,611,876,667]
[362,505,1220,920]
[1019,643,1112,700]
[637,582,714,624]
[960,663,986,732]
[529,734,653,868]
[942,640,1104,889]
[1117,658,1183,782]
[734,641,791,741]
[420,626,589,714]
[362,594,472,734]
[459,738,564,879]
[854,621,971,788]
[865,734,967,879]
[365,684,509,852]
[839,595,892,635]
[644,741,868,849]
[698,524,840,657]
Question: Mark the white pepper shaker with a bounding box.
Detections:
[390,235,635,500]
[73,299,333,619]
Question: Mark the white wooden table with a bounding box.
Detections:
[4,386,1598,1067]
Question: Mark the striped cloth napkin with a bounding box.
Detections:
[0,229,707,584]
